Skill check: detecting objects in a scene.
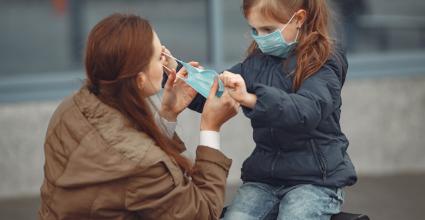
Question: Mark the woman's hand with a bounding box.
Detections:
[201,78,239,131]
[160,63,199,121]
[219,71,257,108]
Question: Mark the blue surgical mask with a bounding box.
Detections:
[251,13,299,58]
[177,61,224,98]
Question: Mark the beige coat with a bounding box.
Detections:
[39,87,232,220]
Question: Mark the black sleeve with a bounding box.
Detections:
[242,63,343,132]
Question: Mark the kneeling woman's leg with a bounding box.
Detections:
[277,184,344,220]
[223,182,279,220]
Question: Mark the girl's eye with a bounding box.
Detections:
[264,28,273,33]
[251,27,258,35]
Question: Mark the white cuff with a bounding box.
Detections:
[200,130,220,150]
[154,112,177,138]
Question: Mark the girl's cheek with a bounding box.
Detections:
[283,30,295,42]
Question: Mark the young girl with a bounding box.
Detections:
[186,0,357,219]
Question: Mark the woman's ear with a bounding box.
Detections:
[295,9,307,28]
[136,72,145,90]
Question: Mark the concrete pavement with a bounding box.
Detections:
[1,173,424,220]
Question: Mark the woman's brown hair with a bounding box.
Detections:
[84,13,192,175]
[243,0,333,91]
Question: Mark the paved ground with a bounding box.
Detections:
[1,173,424,220]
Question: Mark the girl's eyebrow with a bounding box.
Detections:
[256,25,276,30]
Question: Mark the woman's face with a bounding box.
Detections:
[247,7,300,43]
[137,32,167,97]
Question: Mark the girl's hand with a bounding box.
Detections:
[162,46,178,71]
[219,71,257,108]
[160,62,200,121]
[201,78,239,131]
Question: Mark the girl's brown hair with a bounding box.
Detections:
[243,0,333,91]
[85,13,192,175]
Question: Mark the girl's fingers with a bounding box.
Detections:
[219,73,228,83]
[220,73,238,89]
[229,78,240,88]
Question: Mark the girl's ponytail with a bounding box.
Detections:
[294,0,333,91]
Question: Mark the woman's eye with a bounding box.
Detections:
[251,27,258,35]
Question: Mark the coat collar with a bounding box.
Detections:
[73,87,162,164]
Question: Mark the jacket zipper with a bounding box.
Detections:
[270,128,280,178]
[270,150,280,179]
[268,61,279,179]
[310,139,327,182]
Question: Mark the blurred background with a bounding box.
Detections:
[0,0,424,219]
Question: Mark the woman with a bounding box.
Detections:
[38,13,238,220]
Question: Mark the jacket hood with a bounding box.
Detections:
[52,88,165,187]
[328,46,348,86]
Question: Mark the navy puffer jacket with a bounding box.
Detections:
[166,48,357,188]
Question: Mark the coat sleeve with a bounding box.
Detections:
[242,64,343,132]
[125,146,232,220]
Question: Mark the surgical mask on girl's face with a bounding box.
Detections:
[251,13,299,58]
[178,61,224,98]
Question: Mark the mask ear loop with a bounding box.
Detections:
[161,52,184,64]
[162,64,175,76]
[294,27,300,42]
[280,13,297,32]
[286,13,302,44]
[161,52,189,81]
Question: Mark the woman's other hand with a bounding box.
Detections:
[160,63,199,121]
[201,78,239,131]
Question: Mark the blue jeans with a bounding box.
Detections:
[222,182,344,220]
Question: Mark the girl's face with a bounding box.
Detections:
[247,7,302,43]
[137,32,167,97]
